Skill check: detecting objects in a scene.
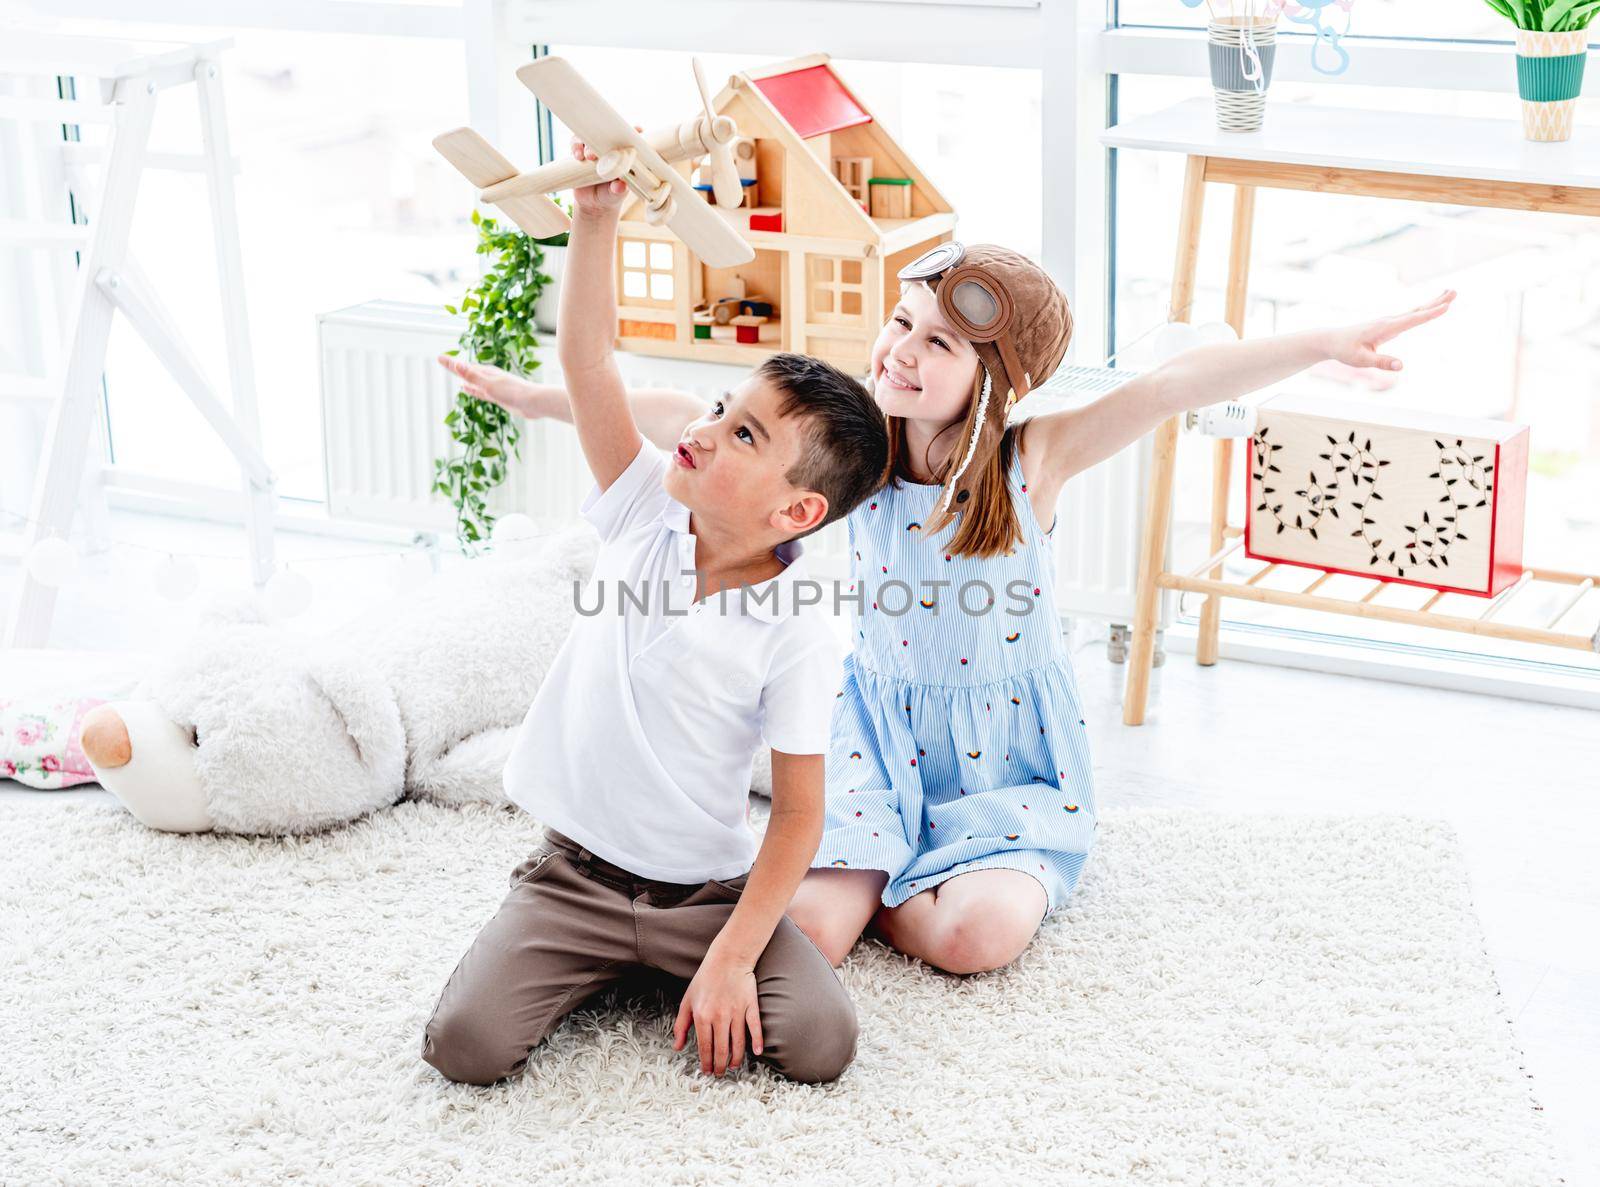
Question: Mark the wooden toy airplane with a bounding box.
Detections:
[433,56,755,269]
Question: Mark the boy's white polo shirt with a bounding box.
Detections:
[502,439,844,883]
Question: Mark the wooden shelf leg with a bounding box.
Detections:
[1125,155,1206,726]
[1197,183,1256,667]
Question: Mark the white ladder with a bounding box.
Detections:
[1,31,276,648]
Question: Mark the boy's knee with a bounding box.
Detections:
[766,987,859,1084]
[421,1005,524,1086]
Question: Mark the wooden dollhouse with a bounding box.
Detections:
[612,53,956,375]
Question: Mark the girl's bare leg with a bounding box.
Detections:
[871,869,1047,975]
[786,867,890,967]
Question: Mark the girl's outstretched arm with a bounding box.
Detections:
[436,354,706,451]
[549,386,707,450]
[1019,289,1456,492]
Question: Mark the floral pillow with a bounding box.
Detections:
[0,697,106,789]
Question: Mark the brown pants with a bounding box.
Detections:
[421,829,858,1085]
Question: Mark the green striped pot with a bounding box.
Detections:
[1514,28,1587,142]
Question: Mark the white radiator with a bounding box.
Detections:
[319,301,544,531]
[318,303,1166,625]
[1029,364,1172,630]
[316,301,853,571]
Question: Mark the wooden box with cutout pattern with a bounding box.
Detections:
[1243,393,1529,597]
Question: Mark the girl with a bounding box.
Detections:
[441,243,1453,977]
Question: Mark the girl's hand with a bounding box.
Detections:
[672,950,763,1077]
[570,133,631,219]
[436,353,540,418]
[1325,289,1456,374]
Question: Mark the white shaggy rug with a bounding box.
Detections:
[0,800,1558,1186]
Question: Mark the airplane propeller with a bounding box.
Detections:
[692,57,742,210]
[433,55,754,268]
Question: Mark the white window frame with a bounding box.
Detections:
[6,0,525,543]
[618,237,675,307]
[1097,23,1599,93]
[21,0,1596,698]
[809,254,866,324]
[13,1,516,139]
[499,0,1110,362]
[1097,10,1600,701]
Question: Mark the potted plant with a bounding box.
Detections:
[434,209,561,552]
[531,229,568,333]
[1483,0,1598,141]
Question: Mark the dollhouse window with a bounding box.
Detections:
[620,238,674,307]
[809,255,865,324]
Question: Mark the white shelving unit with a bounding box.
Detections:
[2,31,274,648]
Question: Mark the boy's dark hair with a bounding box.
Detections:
[758,352,889,538]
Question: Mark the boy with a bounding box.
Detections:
[421,143,888,1086]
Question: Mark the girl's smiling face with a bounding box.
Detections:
[869,280,981,426]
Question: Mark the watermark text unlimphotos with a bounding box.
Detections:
[573,571,1045,618]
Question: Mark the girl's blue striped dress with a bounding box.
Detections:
[810,428,1097,913]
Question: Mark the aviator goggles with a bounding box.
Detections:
[896,241,1032,402]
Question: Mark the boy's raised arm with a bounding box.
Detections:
[557,144,645,493]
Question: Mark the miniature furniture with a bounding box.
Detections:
[2,32,275,649]
[612,53,957,375]
[832,155,872,206]
[731,314,767,344]
[868,177,913,219]
[1102,98,1600,725]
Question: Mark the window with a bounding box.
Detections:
[809,255,865,323]
[1112,1,1577,42]
[1108,70,1600,673]
[543,47,1043,260]
[22,19,474,504]
[619,239,675,306]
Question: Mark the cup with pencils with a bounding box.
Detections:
[1202,0,1279,131]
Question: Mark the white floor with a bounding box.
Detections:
[3,506,1597,1184]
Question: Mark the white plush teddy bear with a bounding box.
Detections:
[81,523,775,836]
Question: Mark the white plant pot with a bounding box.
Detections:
[533,244,565,334]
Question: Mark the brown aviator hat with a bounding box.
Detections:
[898,242,1073,515]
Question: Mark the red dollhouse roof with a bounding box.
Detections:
[752,64,872,140]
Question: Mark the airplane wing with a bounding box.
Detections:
[432,127,571,240]
[432,127,515,188]
[655,172,754,268]
[516,58,753,269]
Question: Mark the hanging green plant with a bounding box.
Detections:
[434,208,569,552]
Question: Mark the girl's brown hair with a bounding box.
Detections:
[883,367,1023,559]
